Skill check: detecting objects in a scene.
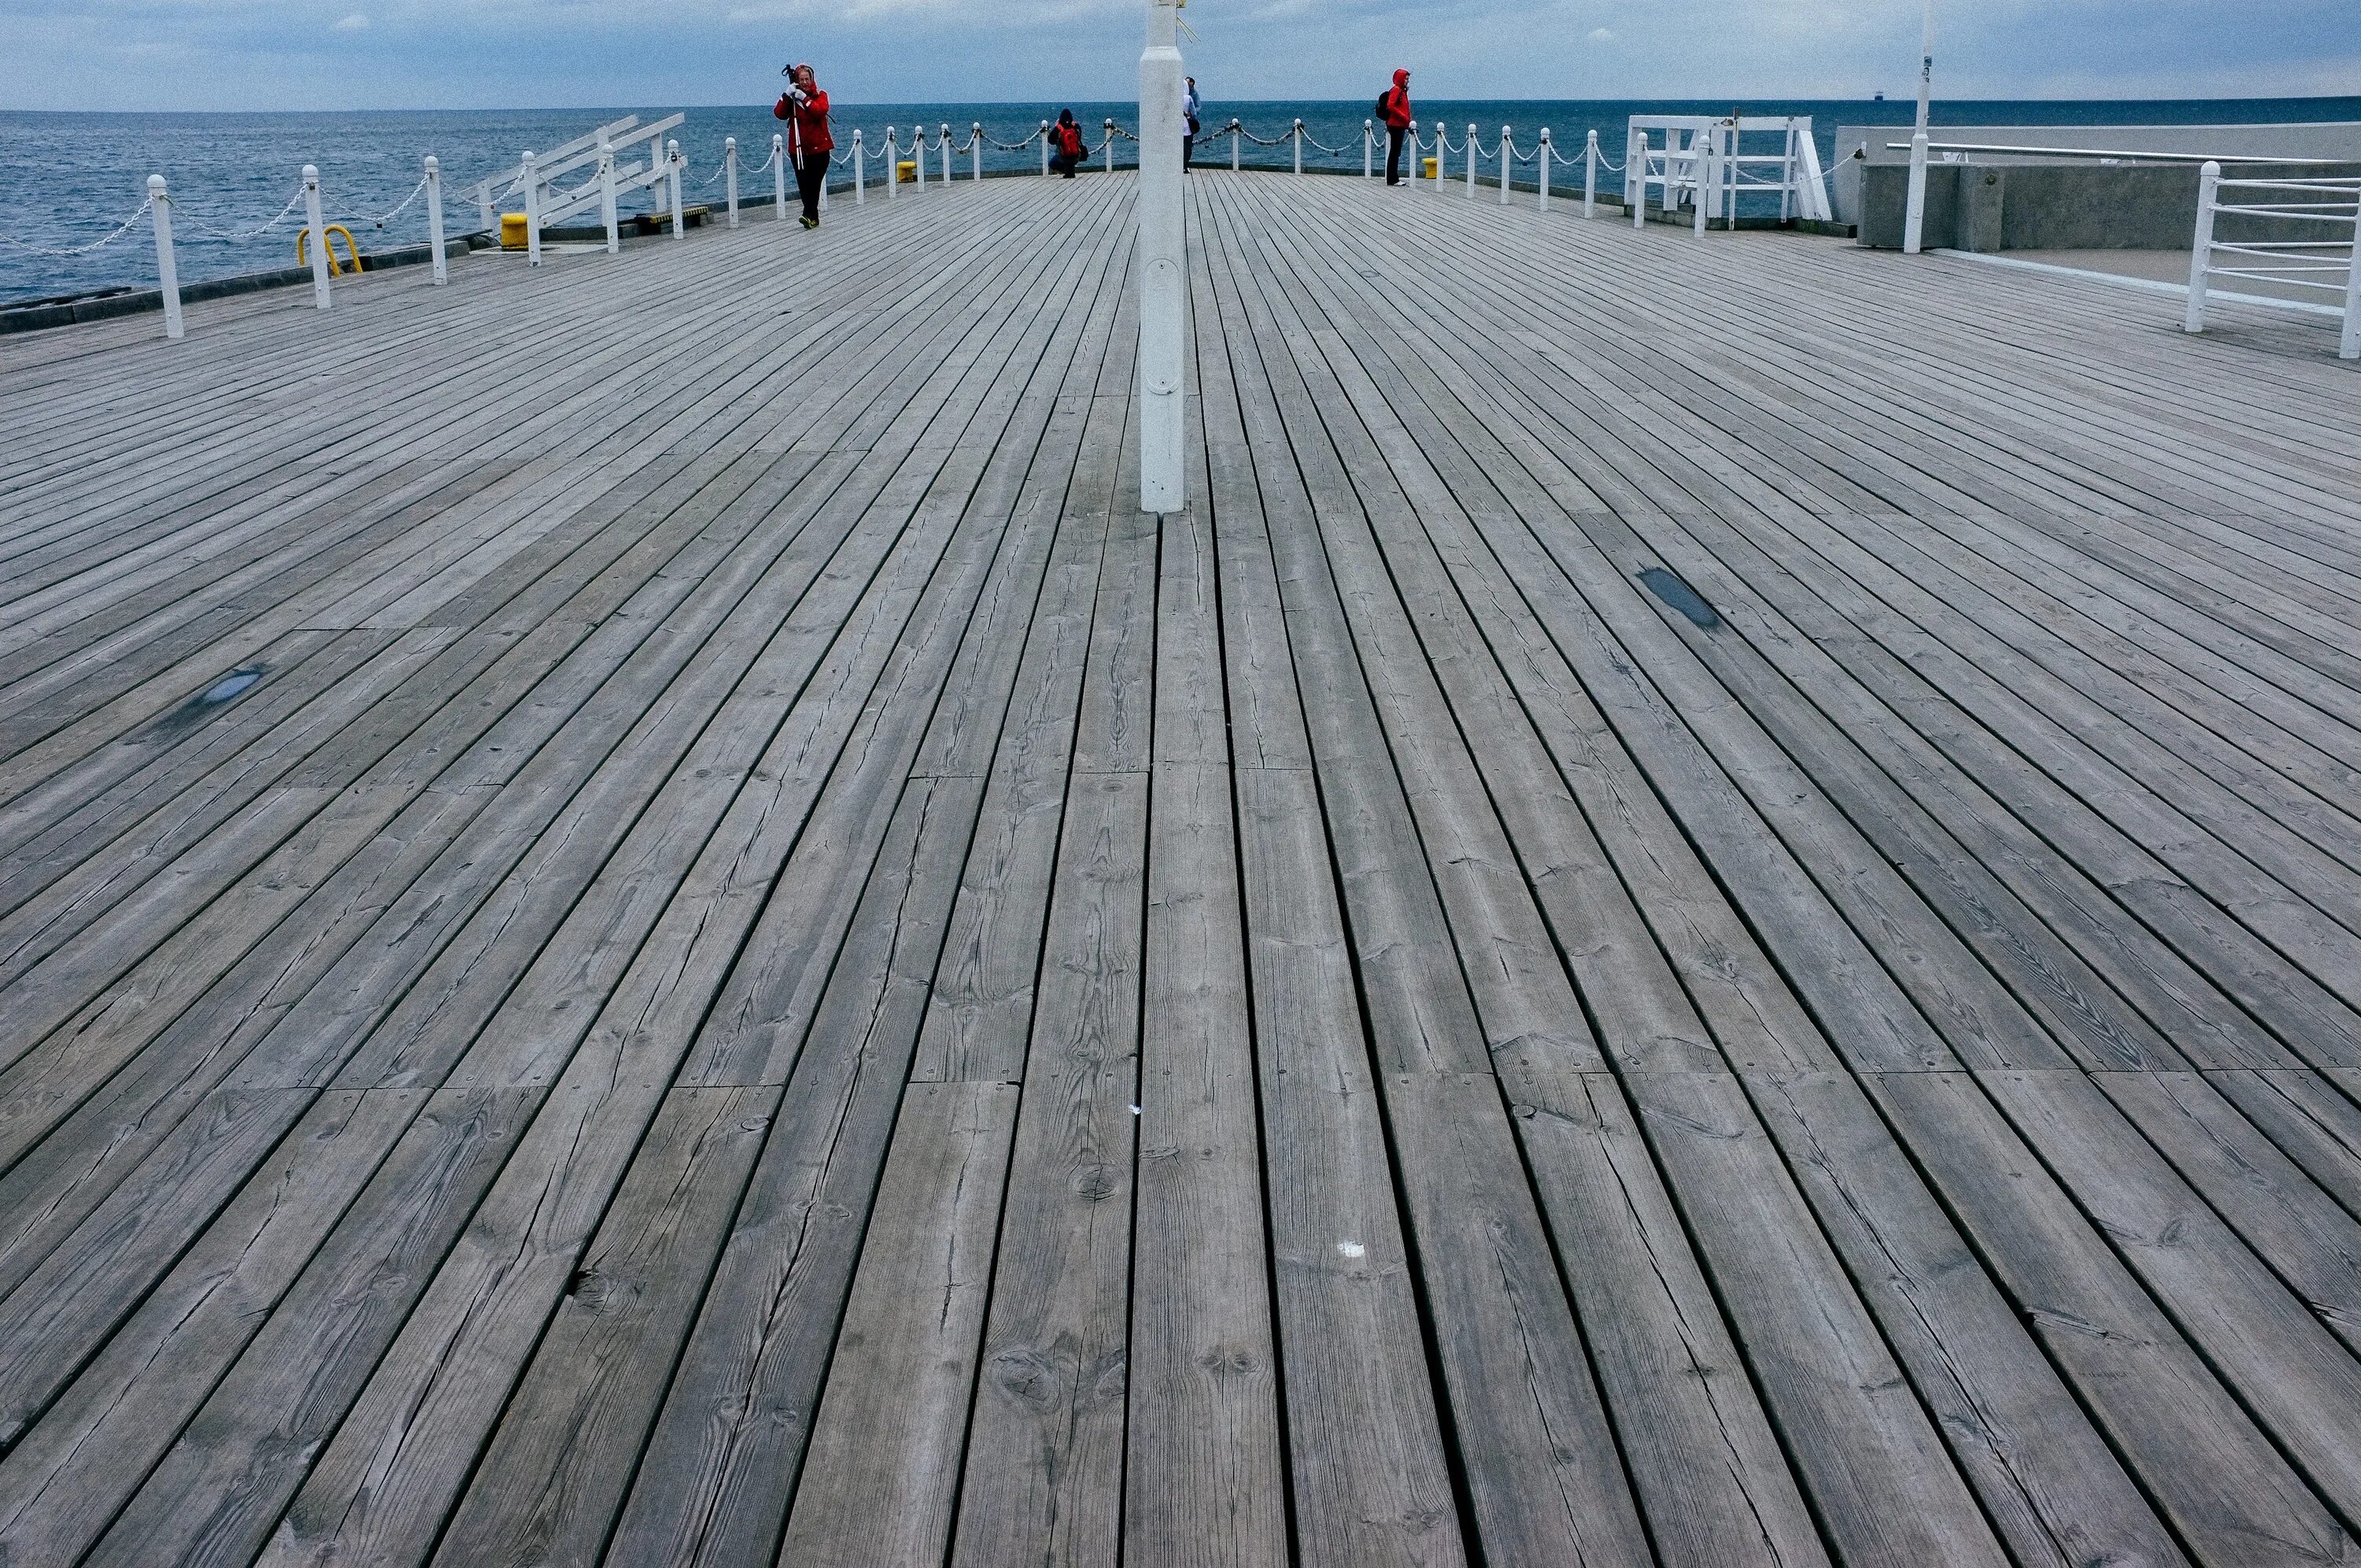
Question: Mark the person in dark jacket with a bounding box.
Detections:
[1379,67,1412,185]
[774,64,833,227]
[1050,109,1087,178]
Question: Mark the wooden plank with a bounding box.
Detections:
[949,770,1147,1568]
[775,1080,1019,1565]
[1127,754,1288,1565]
[1233,766,1467,1566]
[423,1084,778,1568]
[597,777,976,1568]
[72,1086,537,1568]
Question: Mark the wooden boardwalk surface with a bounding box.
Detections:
[2,167,2359,1566]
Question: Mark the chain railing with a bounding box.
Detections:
[7,113,1855,349]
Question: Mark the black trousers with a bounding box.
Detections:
[1051,151,1082,178]
[796,151,829,220]
[1385,125,1406,184]
[1183,135,1194,167]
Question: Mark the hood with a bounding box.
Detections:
[1393,68,1410,90]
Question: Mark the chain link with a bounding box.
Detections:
[338,170,431,229]
[0,194,155,256]
[173,184,308,242]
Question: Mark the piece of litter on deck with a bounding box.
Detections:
[199,669,264,704]
[1337,1241,1365,1258]
[1129,1105,1141,1115]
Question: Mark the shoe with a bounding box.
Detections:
[800,215,818,230]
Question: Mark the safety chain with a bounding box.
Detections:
[342,170,431,229]
[174,183,308,242]
[0,194,155,256]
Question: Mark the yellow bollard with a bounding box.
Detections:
[500,212,529,250]
[897,160,917,184]
[1423,157,1439,180]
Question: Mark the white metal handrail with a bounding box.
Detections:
[2185,160,2360,358]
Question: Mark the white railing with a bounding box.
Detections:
[1701,117,1832,224]
[504,113,686,257]
[2185,160,2361,360]
[1628,117,1716,233]
[8,114,1820,347]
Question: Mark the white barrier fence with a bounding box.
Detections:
[9,113,1836,345]
[2185,160,2361,360]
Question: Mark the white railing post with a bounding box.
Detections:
[1538,127,1551,210]
[1365,120,1373,179]
[425,156,449,282]
[303,164,332,308]
[1629,127,1645,226]
[1410,120,1419,186]
[2341,207,2361,360]
[2184,160,2218,333]
[596,135,619,253]
[1498,127,1511,205]
[887,129,900,198]
[914,127,926,191]
[147,175,183,340]
[1902,127,1929,253]
[522,149,543,264]
[1294,117,1304,175]
[972,123,983,182]
[1106,120,1118,175]
[725,136,739,227]
[777,133,791,217]
[1693,131,1710,236]
[1780,121,1796,223]
[1231,120,1240,172]
[1041,121,1051,177]
[941,124,953,185]
[477,178,495,235]
[667,140,685,236]
[1140,0,1186,512]
[1584,130,1598,216]
[1466,124,1477,196]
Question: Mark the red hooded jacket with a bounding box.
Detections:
[1380,69,1412,130]
[774,85,833,155]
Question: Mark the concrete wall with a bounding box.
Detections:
[1830,120,2361,227]
[1854,159,2361,251]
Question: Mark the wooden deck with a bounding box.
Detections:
[2,167,2359,1567]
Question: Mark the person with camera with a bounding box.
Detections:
[774,64,833,228]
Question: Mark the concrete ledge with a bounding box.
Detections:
[1,235,486,337]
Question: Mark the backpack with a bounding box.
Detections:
[1374,93,1391,120]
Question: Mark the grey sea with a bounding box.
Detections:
[5,95,2359,305]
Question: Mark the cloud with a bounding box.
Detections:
[0,0,2355,109]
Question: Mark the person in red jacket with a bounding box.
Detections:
[774,64,833,227]
[1379,67,1412,186]
[1050,109,1087,179]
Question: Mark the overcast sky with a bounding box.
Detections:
[4,0,2358,113]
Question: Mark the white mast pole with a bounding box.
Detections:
[1903,0,1933,253]
[1138,0,1186,512]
